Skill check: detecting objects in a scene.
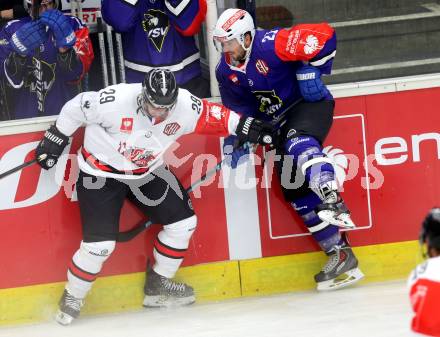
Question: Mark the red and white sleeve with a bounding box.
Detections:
[274,23,335,62]
[193,100,240,136]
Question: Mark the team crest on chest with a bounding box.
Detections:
[255,59,269,75]
[252,90,283,116]
[142,9,169,52]
[163,122,181,136]
[120,118,134,133]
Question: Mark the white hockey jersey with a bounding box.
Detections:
[56,83,240,179]
[407,256,440,336]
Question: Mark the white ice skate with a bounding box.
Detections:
[316,205,356,229]
[314,183,356,229]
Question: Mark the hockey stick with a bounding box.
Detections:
[33,0,44,116]
[270,97,303,128]
[115,99,301,242]
[116,143,250,242]
[0,154,47,181]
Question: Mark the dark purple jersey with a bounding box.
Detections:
[101,0,206,85]
[0,15,92,119]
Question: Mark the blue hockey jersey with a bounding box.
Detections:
[101,0,206,85]
[216,23,336,121]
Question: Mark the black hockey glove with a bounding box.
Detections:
[236,116,274,146]
[36,125,69,170]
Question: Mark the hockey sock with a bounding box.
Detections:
[153,215,197,278]
[291,192,343,252]
[284,136,336,200]
[66,240,115,299]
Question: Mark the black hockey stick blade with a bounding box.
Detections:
[114,146,239,242]
[116,219,154,242]
[114,101,300,243]
[116,157,226,242]
[0,158,38,180]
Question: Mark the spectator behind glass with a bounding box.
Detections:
[101,0,210,98]
[0,0,28,29]
[0,0,94,120]
[408,208,440,336]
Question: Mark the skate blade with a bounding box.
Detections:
[143,295,196,308]
[55,310,75,326]
[317,268,365,291]
[317,210,356,229]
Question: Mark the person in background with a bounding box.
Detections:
[408,208,440,336]
[0,0,93,120]
[0,0,28,29]
[101,0,210,98]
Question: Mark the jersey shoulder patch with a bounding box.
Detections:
[274,23,334,61]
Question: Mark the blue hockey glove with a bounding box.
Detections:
[296,65,330,102]
[10,21,48,56]
[40,10,76,48]
[223,135,250,169]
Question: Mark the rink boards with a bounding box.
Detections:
[0,74,439,325]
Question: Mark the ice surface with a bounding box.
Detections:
[0,280,416,337]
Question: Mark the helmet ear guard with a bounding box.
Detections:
[420,208,440,255]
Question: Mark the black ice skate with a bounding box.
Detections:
[143,267,195,308]
[315,245,364,291]
[314,181,355,229]
[55,289,84,325]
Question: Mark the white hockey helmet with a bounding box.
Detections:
[213,8,255,57]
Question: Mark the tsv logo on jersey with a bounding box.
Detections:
[252,90,282,116]
[142,9,169,52]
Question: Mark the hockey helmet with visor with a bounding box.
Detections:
[142,69,178,120]
[213,8,255,59]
